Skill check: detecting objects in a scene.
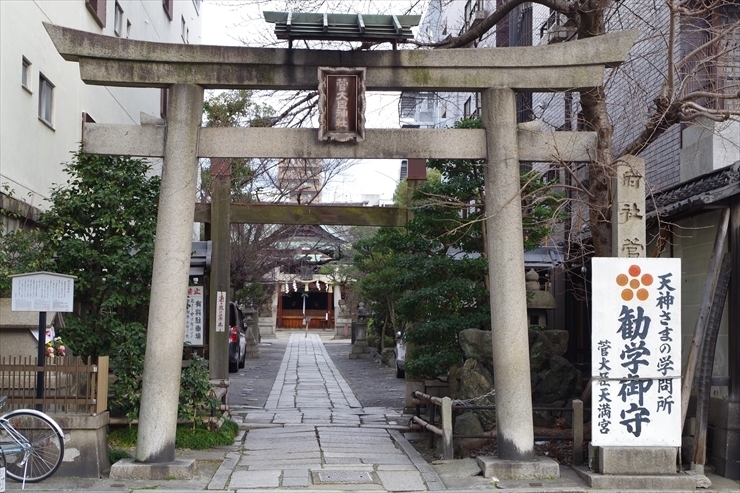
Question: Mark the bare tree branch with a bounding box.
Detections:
[440,0,576,49]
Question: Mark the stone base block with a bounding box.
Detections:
[109,458,196,480]
[49,412,110,478]
[598,446,678,474]
[476,456,560,480]
[573,466,697,490]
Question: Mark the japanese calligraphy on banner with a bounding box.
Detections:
[185,286,204,346]
[591,258,681,447]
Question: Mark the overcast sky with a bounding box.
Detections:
[201,0,403,204]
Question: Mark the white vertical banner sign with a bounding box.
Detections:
[592,258,681,446]
[216,291,227,333]
[185,285,204,346]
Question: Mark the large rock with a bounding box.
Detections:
[453,413,489,458]
[532,355,578,405]
[528,329,569,372]
[458,329,493,373]
[454,411,485,436]
[458,327,569,374]
[455,358,496,430]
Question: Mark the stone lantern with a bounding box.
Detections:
[243,304,260,359]
[350,302,368,359]
[525,269,556,327]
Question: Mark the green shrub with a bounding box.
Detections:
[108,419,239,453]
[108,448,132,464]
[179,354,220,426]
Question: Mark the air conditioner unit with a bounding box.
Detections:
[546,23,576,44]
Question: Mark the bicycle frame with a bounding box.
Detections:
[0,417,34,463]
[0,404,65,483]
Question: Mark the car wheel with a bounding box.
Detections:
[396,362,405,379]
[229,361,238,373]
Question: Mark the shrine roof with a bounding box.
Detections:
[263,11,420,48]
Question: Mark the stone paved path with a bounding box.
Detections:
[216,334,445,491]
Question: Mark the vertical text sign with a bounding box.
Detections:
[317,67,366,143]
[216,291,227,333]
[612,156,647,258]
[185,285,204,345]
[327,75,357,133]
[591,258,681,446]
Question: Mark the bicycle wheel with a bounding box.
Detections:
[2,410,64,482]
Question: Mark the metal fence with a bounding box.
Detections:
[0,355,108,414]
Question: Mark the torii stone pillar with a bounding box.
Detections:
[481,88,534,460]
[136,84,204,463]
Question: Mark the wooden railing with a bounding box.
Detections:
[0,355,108,415]
[279,309,333,329]
[412,390,585,463]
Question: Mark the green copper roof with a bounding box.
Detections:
[263,11,420,48]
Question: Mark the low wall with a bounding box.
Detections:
[708,397,740,479]
[49,411,110,478]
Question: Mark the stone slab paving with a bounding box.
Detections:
[222,333,440,491]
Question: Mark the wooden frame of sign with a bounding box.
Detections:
[317,67,366,143]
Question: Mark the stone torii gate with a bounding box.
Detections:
[45,23,636,473]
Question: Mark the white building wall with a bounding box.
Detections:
[0,0,202,212]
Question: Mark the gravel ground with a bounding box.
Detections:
[323,339,406,409]
[227,332,406,410]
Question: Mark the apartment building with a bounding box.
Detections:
[405,0,740,478]
[0,0,203,230]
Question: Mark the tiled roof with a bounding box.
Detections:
[646,161,740,218]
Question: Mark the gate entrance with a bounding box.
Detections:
[45,21,636,465]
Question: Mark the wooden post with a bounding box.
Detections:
[729,196,740,403]
[96,356,109,414]
[209,158,231,380]
[681,208,730,431]
[692,253,732,468]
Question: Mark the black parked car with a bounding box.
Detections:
[229,302,246,373]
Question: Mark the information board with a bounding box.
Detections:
[591,258,681,446]
[10,272,75,312]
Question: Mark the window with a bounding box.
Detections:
[114,2,124,37]
[38,74,54,127]
[21,57,31,91]
[465,0,484,23]
[85,0,107,28]
[162,0,173,21]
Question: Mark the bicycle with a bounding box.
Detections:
[0,395,65,484]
